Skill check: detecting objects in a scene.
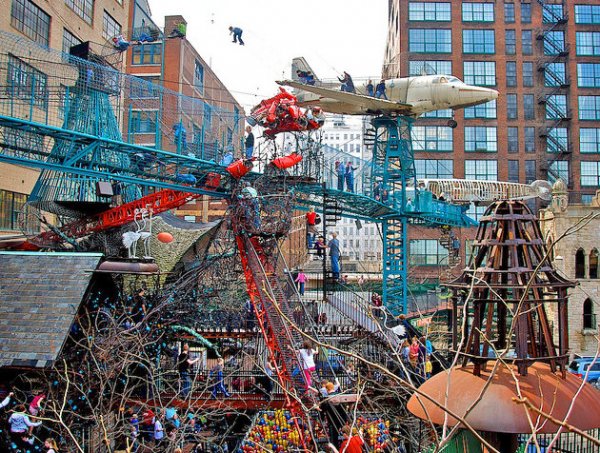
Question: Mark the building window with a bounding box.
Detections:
[65,0,94,24]
[463,61,496,86]
[576,249,586,278]
[0,190,30,231]
[131,43,162,65]
[465,160,498,180]
[525,127,535,153]
[543,4,564,22]
[578,63,600,88]
[581,161,600,186]
[410,240,447,266]
[194,60,204,92]
[462,3,494,22]
[466,204,486,221]
[408,60,452,76]
[408,2,451,21]
[465,127,497,152]
[548,161,569,184]
[7,54,47,109]
[525,160,536,183]
[580,129,600,153]
[575,5,600,24]
[504,3,515,23]
[506,62,517,87]
[409,29,452,53]
[546,95,567,119]
[583,299,595,329]
[11,0,51,46]
[507,94,518,119]
[412,126,453,152]
[102,10,121,41]
[464,100,496,119]
[545,62,566,86]
[521,2,531,23]
[522,62,533,87]
[547,128,568,153]
[590,250,599,279]
[129,76,160,98]
[576,32,600,56]
[579,96,600,120]
[522,30,533,55]
[62,28,82,54]
[130,110,158,134]
[523,94,535,120]
[414,159,453,178]
[421,109,452,118]
[508,159,519,182]
[544,31,565,55]
[463,30,495,54]
[505,30,516,54]
[508,127,518,153]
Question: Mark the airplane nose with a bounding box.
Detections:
[459,86,498,105]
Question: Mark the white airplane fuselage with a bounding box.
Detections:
[298,75,499,117]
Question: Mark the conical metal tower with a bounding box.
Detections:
[448,200,574,377]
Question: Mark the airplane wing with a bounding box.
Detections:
[277,80,413,114]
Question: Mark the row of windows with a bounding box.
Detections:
[409,239,447,266]
[408,2,537,24]
[408,30,600,56]
[412,159,600,187]
[11,0,50,46]
[407,3,599,26]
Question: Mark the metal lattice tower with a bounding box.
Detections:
[370,117,417,316]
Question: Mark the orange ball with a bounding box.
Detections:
[157,232,174,243]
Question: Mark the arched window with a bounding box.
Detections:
[590,249,599,279]
[575,248,586,279]
[583,298,595,329]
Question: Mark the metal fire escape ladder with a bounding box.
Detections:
[536,0,572,187]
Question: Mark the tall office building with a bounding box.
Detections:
[383,0,600,279]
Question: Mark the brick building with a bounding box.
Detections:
[540,180,600,356]
[125,2,244,223]
[383,0,600,281]
[0,0,131,237]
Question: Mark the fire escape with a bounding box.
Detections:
[536,1,572,187]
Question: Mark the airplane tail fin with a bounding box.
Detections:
[291,57,320,84]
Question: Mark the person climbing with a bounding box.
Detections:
[210,358,231,398]
[9,404,42,450]
[451,232,460,258]
[366,79,374,97]
[229,26,244,45]
[375,79,388,100]
[296,70,315,85]
[335,161,345,191]
[290,340,318,390]
[173,122,188,151]
[244,125,254,160]
[328,232,341,281]
[168,21,187,39]
[345,161,357,193]
[295,269,308,296]
[178,344,200,398]
[338,71,355,93]
[112,35,131,51]
[306,207,318,248]
[314,235,326,260]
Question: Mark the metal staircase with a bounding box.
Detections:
[535,1,572,186]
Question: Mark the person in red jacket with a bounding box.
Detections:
[339,425,364,453]
[306,207,318,248]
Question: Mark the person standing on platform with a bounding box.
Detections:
[328,232,341,281]
[295,269,308,295]
[366,79,374,97]
[375,80,388,100]
[178,344,200,398]
[336,161,345,191]
[306,207,318,248]
[345,161,357,193]
[244,125,255,160]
